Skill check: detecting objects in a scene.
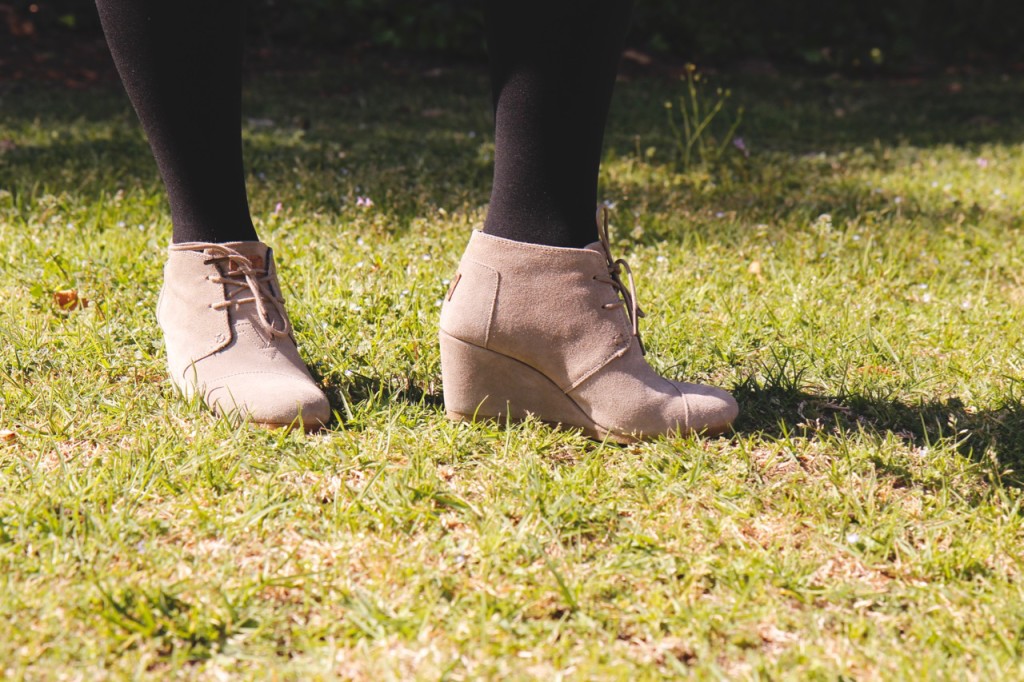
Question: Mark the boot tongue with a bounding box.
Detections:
[216,241,287,334]
[221,241,270,274]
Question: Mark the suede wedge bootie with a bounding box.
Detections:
[439,218,738,443]
[157,241,330,430]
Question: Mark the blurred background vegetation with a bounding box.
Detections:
[4,0,1023,73]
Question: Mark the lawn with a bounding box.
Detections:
[2,57,1024,679]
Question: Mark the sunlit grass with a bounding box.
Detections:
[1,64,1024,678]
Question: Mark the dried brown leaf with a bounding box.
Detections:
[53,289,88,310]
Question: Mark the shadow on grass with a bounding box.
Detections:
[3,67,1024,239]
[732,376,1024,489]
[318,358,1024,493]
[611,70,1024,154]
[318,369,445,422]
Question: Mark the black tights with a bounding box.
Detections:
[95,1,634,248]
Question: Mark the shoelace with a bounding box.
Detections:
[595,206,646,354]
[170,242,293,340]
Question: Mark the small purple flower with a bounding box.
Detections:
[733,137,750,158]
[356,196,374,208]
[273,201,283,215]
[976,157,989,169]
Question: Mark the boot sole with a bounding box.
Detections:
[439,331,637,444]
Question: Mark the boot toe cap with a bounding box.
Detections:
[673,382,738,435]
[205,372,331,429]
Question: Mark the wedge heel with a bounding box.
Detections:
[439,331,623,441]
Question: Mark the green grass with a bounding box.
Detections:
[2,61,1024,678]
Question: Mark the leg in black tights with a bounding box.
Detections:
[483,0,635,248]
[97,0,632,248]
[95,0,256,244]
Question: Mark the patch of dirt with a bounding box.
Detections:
[811,554,892,590]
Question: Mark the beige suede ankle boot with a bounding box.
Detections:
[157,241,330,430]
[439,218,738,443]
